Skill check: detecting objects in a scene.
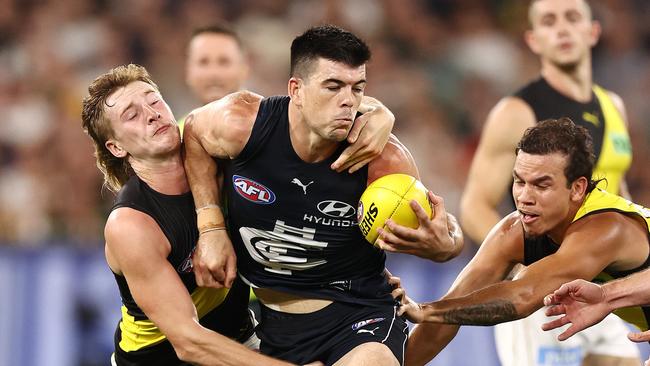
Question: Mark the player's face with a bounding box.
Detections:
[512,152,575,237]
[295,58,366,142]
[527,0,599,69]
[104,81,180,161]
[186,33,248,104]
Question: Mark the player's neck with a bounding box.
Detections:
[130,155,189,195]
[541,59,593,103]
[288,103,339,163]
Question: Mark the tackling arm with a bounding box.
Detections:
[105,209,291,366]
[182,91,262,288]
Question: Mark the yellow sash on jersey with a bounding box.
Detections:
[591,86,632,195]
[118,286,229,352]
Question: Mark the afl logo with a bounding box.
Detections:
[233,175,276,204]
[317,200,356,218]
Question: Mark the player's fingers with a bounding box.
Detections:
[391,287,405,301]
[628,330,650,343]
[196,266,224,288]
[225,255,237,288]
[544,304,566,317]
[541,315,569,331]
[347,115,369,144]
[383,220,419,242]
[553,281,578,298]
[409,199,432,224]
[388,275,401,288]
[331,145,361,172]
[557,323,580,341]
[348,155,374,174]
[429,192,446,220]
[375,238,414,255]
[543,294,557,306]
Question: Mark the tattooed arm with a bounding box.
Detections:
[405,213,522,365]
[404,211,639,365]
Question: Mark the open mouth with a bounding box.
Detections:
[519,210,540,224]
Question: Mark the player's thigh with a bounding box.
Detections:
[334,342,399,366]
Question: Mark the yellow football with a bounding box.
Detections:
[357,173,432,245]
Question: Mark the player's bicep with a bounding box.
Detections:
[367,134,419,183]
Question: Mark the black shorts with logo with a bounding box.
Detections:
[257,301,409,366]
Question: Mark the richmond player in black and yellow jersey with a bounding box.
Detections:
[459,1,637,365]
[403,119,649,365]
[82,64,293,366]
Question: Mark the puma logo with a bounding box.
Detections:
[291,178,314,195]
[582,111,600,127]
[356,326,379,335]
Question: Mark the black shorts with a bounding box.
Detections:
[257,301,409,366]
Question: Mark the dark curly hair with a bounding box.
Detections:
[516,117,600,192]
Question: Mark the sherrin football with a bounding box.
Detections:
[357,173,432,245]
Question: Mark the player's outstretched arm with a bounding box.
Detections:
[105,209,292,366]
[403,215,521,365]
[332,95,394,173]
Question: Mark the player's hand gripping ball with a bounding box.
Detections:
[357,174,432,245]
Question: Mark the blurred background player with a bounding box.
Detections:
[460,1,638,365]
[182,24,249,125]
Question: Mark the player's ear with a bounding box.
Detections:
[570,176,588,202]
[106,139,127,158]
[589,20,601,47]
[288,77,303,107]
[524,30,542,55]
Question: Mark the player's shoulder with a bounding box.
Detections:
[194,90,264,122]
[105,207,170,261]
[105,207,159,243]
[480,96,535,148]
[488,96,536,125]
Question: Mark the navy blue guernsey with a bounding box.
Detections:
[224,96,392,306]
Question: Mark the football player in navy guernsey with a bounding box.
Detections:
[183,25,464,366]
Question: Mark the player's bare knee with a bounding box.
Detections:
[335,342,399,366]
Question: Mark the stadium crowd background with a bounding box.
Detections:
[1,0,650,365]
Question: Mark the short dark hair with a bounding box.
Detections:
[189,23,243,49]
[290,24,371,78]
[516,117,599,191]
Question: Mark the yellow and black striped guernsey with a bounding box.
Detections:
[524,188,650,331]
[515,77,632,195]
